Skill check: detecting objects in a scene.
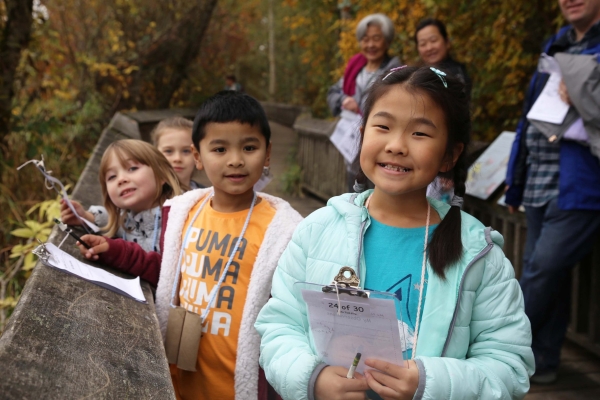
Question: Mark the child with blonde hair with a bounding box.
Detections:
[76,91,302,399]
[152,115,203,190]
[60,139,181,252]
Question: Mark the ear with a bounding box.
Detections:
[440,143,464,172]
[192,144,203,171]
[264,142,272,167]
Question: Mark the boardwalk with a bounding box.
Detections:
[195,119,600,399]
[527,341,600,399]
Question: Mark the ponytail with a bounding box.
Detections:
[427,148,469,279]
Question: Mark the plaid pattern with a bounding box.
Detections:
[523,125,560,207]
[523,22,600,207]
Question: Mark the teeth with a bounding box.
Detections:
[382,164,410,172]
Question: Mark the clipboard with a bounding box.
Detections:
[295,267,408,374]
[33,241,147,303]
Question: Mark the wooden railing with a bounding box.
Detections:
[463,194,600,358]
[295,116,347,200]
[295,116,600,358]
[0,110,194,398]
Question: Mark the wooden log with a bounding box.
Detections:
[0,112,175,399]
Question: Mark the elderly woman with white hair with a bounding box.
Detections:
[327,13,400,116]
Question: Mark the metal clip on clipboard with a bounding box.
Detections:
[32,240,51,264]
[322,266,369,298]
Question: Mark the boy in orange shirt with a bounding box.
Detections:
[78,91,302,399]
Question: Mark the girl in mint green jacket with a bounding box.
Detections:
[255,66,534,400]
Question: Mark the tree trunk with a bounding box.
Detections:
[268,0,276,101]
[0,0,34,141]
[126,0,219,110]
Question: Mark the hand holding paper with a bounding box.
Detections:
[364,359,419,400]
[60,199,95,227]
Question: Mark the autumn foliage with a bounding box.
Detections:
[284,0,563,140]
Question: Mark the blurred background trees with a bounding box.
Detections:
[0,0,565,329]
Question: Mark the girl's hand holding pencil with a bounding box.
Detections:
[76,235,110,261]
[315,366,368,400]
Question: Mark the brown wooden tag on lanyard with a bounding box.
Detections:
[165,306,186,365]
[177,311,203,371]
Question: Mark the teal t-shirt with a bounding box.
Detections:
[364,217,437,360]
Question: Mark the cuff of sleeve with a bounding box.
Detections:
[307,363,328,400]
[97,238,123,265]
[413,358,426,400]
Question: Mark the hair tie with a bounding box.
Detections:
[450,195,463,208]
[429,67,448,88]
[353,180,366,193]
[383,65,408,81]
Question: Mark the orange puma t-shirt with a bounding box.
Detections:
[170,196,275,400]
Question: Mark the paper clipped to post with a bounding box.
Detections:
[330,110,362,164]
[43,243,147,303]
[301,289,405,374]
[526,54,570,125]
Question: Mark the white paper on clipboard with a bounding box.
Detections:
[43,243,147,303]
[301,289,406,374]
[330,110,362,164]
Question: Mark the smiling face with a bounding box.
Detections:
[559,0,600,31]
[416,25,450,65]
[104,153,159,213]
[156,128,195,186]
[194,121,270,206]
[360,24,389,66]
[360,85,452,199]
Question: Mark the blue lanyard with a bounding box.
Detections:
[122,206,161,252]
[170,192,258,322]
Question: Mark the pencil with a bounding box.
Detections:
[346,352,362,379]
[53,218,92,249]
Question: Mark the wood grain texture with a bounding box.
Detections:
[0,112,175,399]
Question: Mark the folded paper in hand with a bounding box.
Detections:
[526,54,570,125]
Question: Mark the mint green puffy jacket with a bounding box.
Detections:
[255,191,534,400]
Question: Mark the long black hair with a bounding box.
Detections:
[357,65,471,278]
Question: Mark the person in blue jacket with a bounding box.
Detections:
[256,65,534,400]
[505,0,600,384]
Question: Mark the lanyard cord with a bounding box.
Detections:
[364,194,430,359]
[411,203,430,359]
[122,206,161,252]
[18,157,95,234]
[170,191,258,323]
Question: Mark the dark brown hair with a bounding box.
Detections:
[358,65,471,278]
